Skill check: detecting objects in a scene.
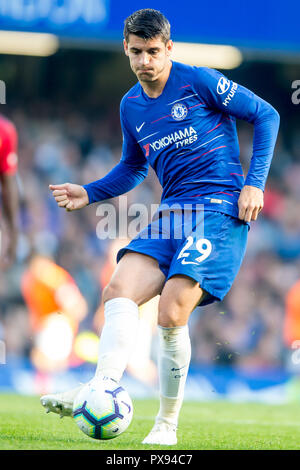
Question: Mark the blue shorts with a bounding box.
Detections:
[117,206,249,306]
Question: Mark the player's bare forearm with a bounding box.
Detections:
[237,185,264,222]
[49,182,89,211]
[0,173,18,229]
[0,173,19,267]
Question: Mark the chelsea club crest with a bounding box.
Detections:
[171,102,188,121]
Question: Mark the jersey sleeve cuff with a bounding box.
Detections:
[243,178,265,192]
[82,184,93,205]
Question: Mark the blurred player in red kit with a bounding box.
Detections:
[0,114,19,270]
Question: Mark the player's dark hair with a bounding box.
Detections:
[124,9,170,44]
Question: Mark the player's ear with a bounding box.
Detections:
[123,39,129,56]
[166,39,173,56]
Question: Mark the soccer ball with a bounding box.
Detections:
[72,378,133,440]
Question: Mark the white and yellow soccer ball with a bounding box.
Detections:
[72,378,133,440]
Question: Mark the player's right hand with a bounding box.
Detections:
[49,183,89,211]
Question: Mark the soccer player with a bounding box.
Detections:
[41,9,280,445]
[21,254,88,373]
[0,114,19,270]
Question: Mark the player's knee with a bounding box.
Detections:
[102,282,124,303]
[158,303,185,328]
[102,280,141,305]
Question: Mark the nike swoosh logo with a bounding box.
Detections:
[181,259,199,265]
[136,122,145,133]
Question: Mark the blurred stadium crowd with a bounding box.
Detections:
[0,92,300,377]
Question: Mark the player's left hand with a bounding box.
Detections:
[238,185,264,222]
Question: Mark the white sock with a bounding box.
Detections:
[94,297,139,383]
[156,325,191,427]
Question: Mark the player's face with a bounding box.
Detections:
[124,34,173,83]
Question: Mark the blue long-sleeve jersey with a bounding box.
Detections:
[84,61,280,219]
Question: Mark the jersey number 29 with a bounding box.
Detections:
[177,236,212,265]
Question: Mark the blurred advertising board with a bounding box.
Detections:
[0,0,298,53]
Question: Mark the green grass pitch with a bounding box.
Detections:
[0,393,300,450]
